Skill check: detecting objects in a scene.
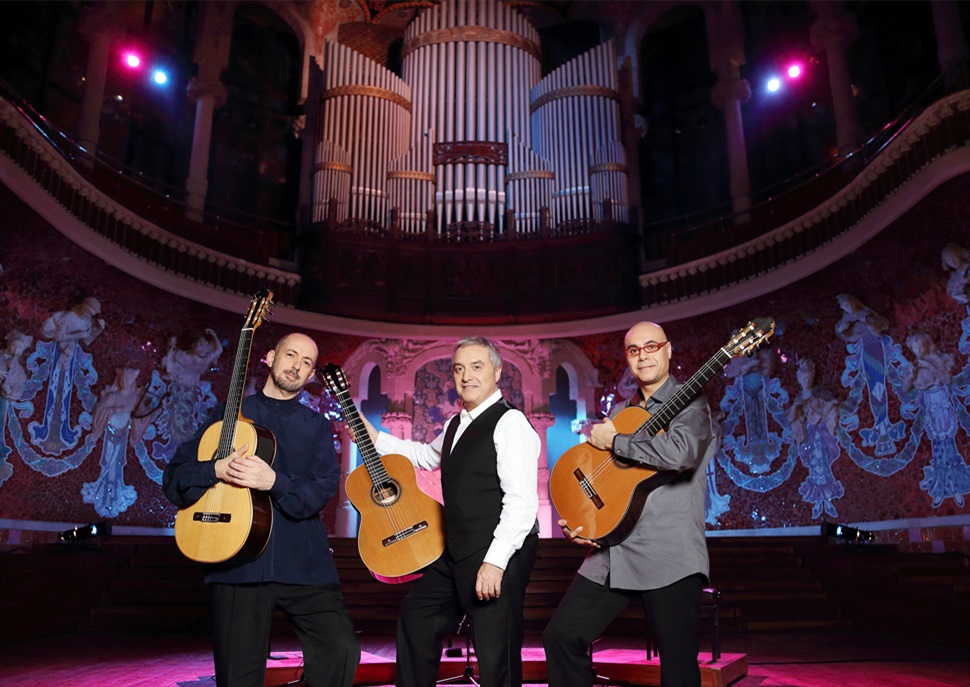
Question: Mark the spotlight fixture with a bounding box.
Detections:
[121,51,143,70]
[58,521,112,543]
[820,521,874,542]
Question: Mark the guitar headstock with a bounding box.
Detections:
[320,363,349,394]
[724,317,775,358]
[243,288,274,331]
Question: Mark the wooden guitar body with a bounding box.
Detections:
[174,419,276,564]
[172,288,276,565]
[550,406,674,547]
[320,363,445,582]
[550,317,776,548]
[346,452,446,579]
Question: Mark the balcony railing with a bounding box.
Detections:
[4,78,967,322]
[640,88,970,308]
[1,93,300,305]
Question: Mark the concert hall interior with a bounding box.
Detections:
[1,1,969,686]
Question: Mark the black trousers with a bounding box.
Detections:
[543,572,705,687]
[395,533,538,687]
[209,582,360,687]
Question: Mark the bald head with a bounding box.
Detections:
[624,321,672,397]
[625,321,666,347]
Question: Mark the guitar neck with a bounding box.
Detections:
[330,387,391,487]
[636,347,734,436]
[216,327,255,459]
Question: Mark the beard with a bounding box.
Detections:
[272,369,303,393]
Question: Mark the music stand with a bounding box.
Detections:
[438,615,478,685]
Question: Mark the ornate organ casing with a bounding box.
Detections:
[312,0,630,236]
[316,41,412,226]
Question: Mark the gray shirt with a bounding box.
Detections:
[578,375,716,590]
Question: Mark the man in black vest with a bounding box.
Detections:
[354,336,540,687]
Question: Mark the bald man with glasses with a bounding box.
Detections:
[543,321,717,687]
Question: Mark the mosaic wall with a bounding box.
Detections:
[1,174,968,540]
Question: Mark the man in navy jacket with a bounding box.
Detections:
[164,332,359,687]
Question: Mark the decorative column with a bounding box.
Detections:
[931,1,970,92]
[76,6,125,161]
[527,412,556,537]
[185,77,228,220]
[382,410,413,440]
[711,78,753,219]
[705,1,752,219]
[185,2,234,220]
[333,420,358,537]
[810,2,864,157]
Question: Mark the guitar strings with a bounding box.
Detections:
[204,327,255,514]
[581,351,731,488]
[334,386,412,539]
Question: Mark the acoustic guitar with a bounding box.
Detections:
[321,364,445,581]
[174,289,276,564]
[550,317,775,547]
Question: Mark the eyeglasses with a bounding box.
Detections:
[625,341,669,358]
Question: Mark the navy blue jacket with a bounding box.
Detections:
[163,390,341,586]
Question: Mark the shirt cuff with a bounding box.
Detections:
[269,471,291,496]
[202,459,219,485]
[612,432,626,457]
[483,539,516,570]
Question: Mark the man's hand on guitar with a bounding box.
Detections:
[558,518,601,549]
[348,415,379,446]
[589,418,618,451]
[476,562,504,601]
[218,442,277,491]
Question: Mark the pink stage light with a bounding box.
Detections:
[787,64,802,79]
[123,52,142,69]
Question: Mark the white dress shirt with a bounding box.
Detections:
[375,389,540,570]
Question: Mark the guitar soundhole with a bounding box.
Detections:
[371,480,401,506]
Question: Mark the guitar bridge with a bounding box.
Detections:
[573,468,604,510]
[382,521,428,547]
[193,512,231,523]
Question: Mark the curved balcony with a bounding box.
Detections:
[3,85,968,326]
[639,89,970,310]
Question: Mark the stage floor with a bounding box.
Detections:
[1,629,967,687]
[265,645,746,687]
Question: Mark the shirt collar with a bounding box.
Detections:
[460,388,504,422]
[255,388,303,409]
[628,375,678,408]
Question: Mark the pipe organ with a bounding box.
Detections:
[313,0,631,237]
[317,40,412,227]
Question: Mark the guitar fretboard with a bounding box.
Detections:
[216,327,254,460]
[330,386,393,488]
[634,346,734,436]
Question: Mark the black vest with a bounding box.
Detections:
[440,400,513,561]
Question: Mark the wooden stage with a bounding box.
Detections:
[266,647,749,687]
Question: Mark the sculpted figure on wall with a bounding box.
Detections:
[163,328,224,388]
[0,330,33,402]
[41,296,106,366]
[901,333,970,508]
[941,243,969,305]
[788,358,844,519]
